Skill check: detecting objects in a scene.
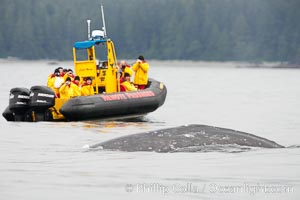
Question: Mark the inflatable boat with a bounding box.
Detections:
[2,78,166,122]
[2,6,167,122]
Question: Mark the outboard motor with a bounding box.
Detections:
[29,86,55,121]
[8,87,31,121]
[2,106,16,121]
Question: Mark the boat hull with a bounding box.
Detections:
[60,79,167,121]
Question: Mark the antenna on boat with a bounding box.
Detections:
[87,19,91,40]
[100,4,107,38]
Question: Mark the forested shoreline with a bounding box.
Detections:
[0,0,299,63]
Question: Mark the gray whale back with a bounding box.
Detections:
[90,124,284,152]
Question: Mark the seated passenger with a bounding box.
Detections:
[121,73,137,92]
[72,76,80,86]
[81,77,95,96]
[59,77,75,99]
[118,60,132,82]
[72,76,81,97]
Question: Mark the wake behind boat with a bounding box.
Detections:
[2,5,167,122]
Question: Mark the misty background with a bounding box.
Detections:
[0,0,299,63]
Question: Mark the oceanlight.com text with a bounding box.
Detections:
[209,182,294,195]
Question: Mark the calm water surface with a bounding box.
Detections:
[0,60,299,199]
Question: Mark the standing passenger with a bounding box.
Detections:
[47,69,57,88]
[132,55,149,90]
[48,69,64,98]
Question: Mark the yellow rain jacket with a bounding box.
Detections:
[122,66,133,77]
[59,83,75,99]
[132,61,149,85]
[47,74,54,87]
[48,76,64,95]
[81,85,94,96]
[71,84,81,97]
[63,73,75,82]
[121,81,137,92]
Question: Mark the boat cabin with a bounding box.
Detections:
[73,30,120,94]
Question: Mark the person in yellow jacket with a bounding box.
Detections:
[59,77,76,99]
[48,69,64,98]
[47,67,63,87]
[121,73,137,92]
[71,76,82,97]
[81,77,95,96]
[118,60,133,79]
[47,69,56,88]
[131,55,149,90]
[63,69,75,81]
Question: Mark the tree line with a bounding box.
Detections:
[0,0,299,63]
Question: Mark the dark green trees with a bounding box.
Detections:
[0,0,299,62]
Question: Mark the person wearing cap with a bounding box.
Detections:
[121,73,137,92]
[59,77,76,99]
[132,55,149,90]
[81,77,95,96]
